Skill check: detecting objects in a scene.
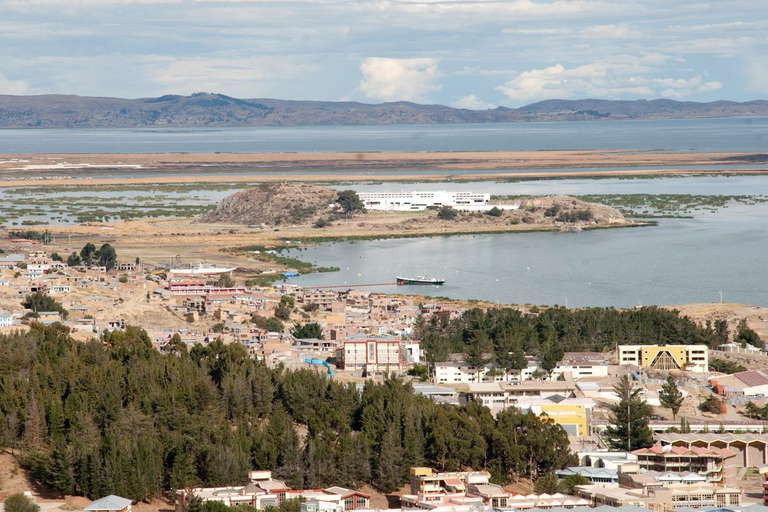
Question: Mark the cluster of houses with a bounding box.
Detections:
[166,460,757,512]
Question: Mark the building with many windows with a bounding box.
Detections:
[358,191,491,211]
[618,345,708,372]
[631,444,737,486]
[339,334,402,373]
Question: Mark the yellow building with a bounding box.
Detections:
[515,397,594,437]
[618,344,708,373]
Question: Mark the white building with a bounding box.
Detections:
[359,191,490,211]
[0,311,14,328]
[434,355,543,384]
[550,352,611,380]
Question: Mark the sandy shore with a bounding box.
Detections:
[0,150,765,187]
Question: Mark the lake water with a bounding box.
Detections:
[288,175,768,308]
[5,119,768,308]
[2,116,768,153]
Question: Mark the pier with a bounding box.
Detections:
[306,282,399,289]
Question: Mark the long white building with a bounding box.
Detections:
[359,191,491,211]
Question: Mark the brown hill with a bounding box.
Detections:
[195,184,338,226]
[1,93,767,127]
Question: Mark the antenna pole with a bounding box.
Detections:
[627,384,631,452]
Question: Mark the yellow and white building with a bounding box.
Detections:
[618,344,708,373]
[515,396,594,437]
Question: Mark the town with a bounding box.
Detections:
[3,240,768,512]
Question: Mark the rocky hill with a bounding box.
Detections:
[1,92,766,128]
[195,184,338,226]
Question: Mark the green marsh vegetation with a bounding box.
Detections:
[576,194,768,218]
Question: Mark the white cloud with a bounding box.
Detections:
[0,71,30,95]
[496,61,722,104]
[582,24,642,39]
[452,95,494,110]
[654,75,723,98]
[359,57,441,102]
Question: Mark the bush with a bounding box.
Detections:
[302,302,320,313]
[217,273,235,288]
[211,322,227,333]
[700,395,723,414]
[251,315,284,332]
[314,217,332,228]
[407,364,429,381]
[118,275,128,283]
[437,206,458,220]
[486,206,502,217]
[5,493,40,512]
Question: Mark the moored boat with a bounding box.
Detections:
[396,275,446,285]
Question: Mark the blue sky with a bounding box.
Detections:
[0,0,765,107]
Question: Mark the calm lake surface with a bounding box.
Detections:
[288,175,768,308]
[2,116,768,153]
[5,119,768,308]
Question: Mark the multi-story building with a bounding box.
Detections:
[574,482,742,511]
[618,344,708,372]
[402,468,589,510]
[175,471,369,512]
[551,352,610,380]
[434,355,543,384]
[340,334,401,373]
[515,396,595,437]
[631,444,737,486]
[358,191,490,211]
[655,432,768,468]
[467,378,593,436]
[467,379,578,410]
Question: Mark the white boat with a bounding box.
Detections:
[168,263,236,276]
[397,275,446,285]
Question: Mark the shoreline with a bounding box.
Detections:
[0,150,766,188]
[1,167,768,188]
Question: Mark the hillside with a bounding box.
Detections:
[0,93,767,128]
[194,184,339,226]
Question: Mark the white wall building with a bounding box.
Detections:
[550,352,611,380]
[359,191,491,211]
[434,356,543,384]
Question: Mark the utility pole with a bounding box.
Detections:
[627,394,631,452]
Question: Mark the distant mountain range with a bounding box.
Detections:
[1,92,767,128]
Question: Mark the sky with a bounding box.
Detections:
[0,0,766,108]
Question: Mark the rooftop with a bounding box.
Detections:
[85,495,133,511]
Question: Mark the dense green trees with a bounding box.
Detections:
[0,324,576,501]
[709,358,746,374]
[416,305,714,370]
[22,292,68,319]
[735,319,762,348]
[603,375,654,451]
[291,323,323,339]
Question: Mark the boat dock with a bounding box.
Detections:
[306,282,399,289]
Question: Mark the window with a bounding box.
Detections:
[344,497,355,510]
